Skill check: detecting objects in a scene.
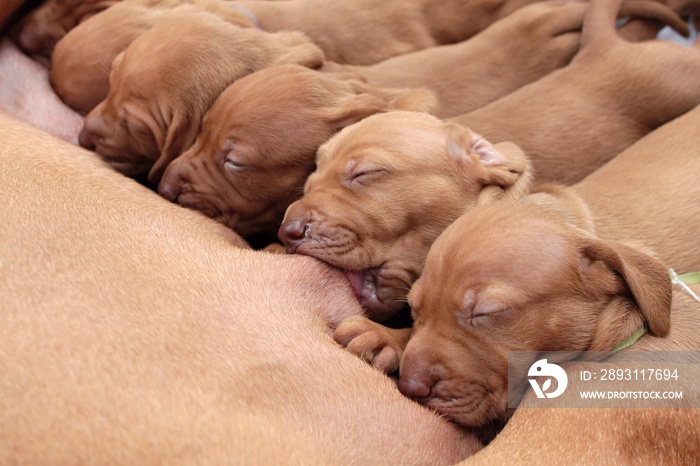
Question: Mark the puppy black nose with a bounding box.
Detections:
[278,219,309,253]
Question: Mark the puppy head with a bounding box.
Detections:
[50,1,159,114]
[15,0,118,56]
[52,0,262,115]
[278,112,532,320]
[79,13,325,184]
[398,200,671,427]
[158,65,434,237]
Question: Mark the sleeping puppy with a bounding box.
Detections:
[157,65,436,238]
[0,113,482,465]
[50,0,257,114]
[78,12,324,185]
[278,111,532,322]
[321,0,686,118]
[398,202,700,462]
[335,88,700,404]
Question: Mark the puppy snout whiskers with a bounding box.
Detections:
[278,219,311,253]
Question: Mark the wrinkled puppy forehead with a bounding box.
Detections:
[420,200,579,300]
[314,111,452,170]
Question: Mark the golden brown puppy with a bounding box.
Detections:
[448,0,700,184]
[50,0,256,114]
[78,12,324,184]
[396,202,700,446]
[0,113,483,464]
[13,0,119,56]
[322,0,687,118]
[229,0,549,65]
[336,100,700,435]
[460,286,700,465]
[279,111,532,322]
[398,202,671,420]
[157,65,436,238]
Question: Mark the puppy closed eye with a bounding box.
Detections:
[460,304,510,328]
[119,110,149,137]
[224,157,246,170]
[474,304,510,324]
[348,168,387,185]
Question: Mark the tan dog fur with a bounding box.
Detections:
[449,0,700,184]
[0,112,483,465]
[322,0,687,119]
[279,111,532,322]
[370,99,700,432]
[229,0,548,65]
[459,287,700,465]
[395,204,700,462]
[78,12,324,184]
[50,0,256,114]
[157,65,436,238]
[337,92,700,384]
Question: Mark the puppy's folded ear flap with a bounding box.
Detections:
[578,237,672,350]
[271,31,325,69]
[375,87,437,114]
[445,123,533,204]
[148,110,199,185]
[325,94,389,131]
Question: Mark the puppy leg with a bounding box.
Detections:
[334,315,411,375]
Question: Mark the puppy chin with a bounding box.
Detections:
[429,388,507,429]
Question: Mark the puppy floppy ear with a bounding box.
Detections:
[324,79,437,131]
[270,31,325,69]
[148,110,199,185]
[373,86,437,113]
[577,237,672,350]
[445,123,533,204]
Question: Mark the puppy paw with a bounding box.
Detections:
[333,315,411,375]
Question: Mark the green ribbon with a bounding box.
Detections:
[611,269,700,353]
[669,268,700,303]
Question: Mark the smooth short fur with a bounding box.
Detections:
[0,112,482,465]
[279,111,532,322]
[229,0,548,65]
[322,0,686,118]
[450,0,699,184]
[50,0,256,114]
[78,12,324,184]
[157,65,436,238]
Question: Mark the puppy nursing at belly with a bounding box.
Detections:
[278,111,532,323]
[77,11,324,185]
[157,65,436,238]
[350,99,700,433]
